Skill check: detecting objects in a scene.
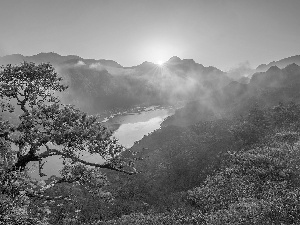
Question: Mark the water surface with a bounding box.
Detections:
[111,107,173,147]
[28,106,174,178]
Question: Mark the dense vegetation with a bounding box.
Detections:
[1,60,300,224]
[0,62,136,224]
[104,102,300,224]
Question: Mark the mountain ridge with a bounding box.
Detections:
[1,52,300,115]
[256,55,300,71]
[0,52,222,72]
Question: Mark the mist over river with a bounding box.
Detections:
[28,106,175,178]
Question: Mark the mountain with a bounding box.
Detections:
[4,52,299,116]
[237,76,250,84]
[0,52,79,66]
[256,55,300,72]
[0,53,233,113]
[2,52,300,143]
[226,63,300,116]
[251,63,300,88]
[0,52,122,68]
[166,62,300,126]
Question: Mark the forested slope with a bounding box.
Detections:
[103,102,300,224]
[2,59,300,224]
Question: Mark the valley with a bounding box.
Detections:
[27,105,176,178]
[2,1,300,223]
[2,52,300,224]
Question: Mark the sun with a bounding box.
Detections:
[157,60,165,66]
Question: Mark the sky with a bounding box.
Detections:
[0,0,300,71]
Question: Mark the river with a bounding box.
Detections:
[108,106,174,147]
[28,106,175,178]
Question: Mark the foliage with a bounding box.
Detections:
[0,62,136,224]
[0,168,51,224]
[109,102,300,224]
[113,118,235,212]
[98,208,204,225]
[2,61,300,224]
[230,105,270,147]
[187,113,300,224]
[0,61,136,173]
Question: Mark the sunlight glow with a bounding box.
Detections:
[139,39,177,67]
[157,60,165,66]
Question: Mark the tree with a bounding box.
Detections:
[186,107,300,224]
[0,62,136,222]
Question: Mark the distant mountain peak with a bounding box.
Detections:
[141,61,154,65]
[266,65,280,73]
[34,52,61,57]
[256,55,300,71]
[127,61,156,70]
[284,63,300,70]
[168,56,182,63]
[182,58,196,64]
[256,63,267,70]
[137,61,155,67]
[98,59,123,68]
[3,53,23,58]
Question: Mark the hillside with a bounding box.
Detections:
[256,55,300,71]
[2,53,300,224]
[0,53,232,113]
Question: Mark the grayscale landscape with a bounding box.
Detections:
[1,0,300,224]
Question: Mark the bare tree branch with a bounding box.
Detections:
[42,145,136,175]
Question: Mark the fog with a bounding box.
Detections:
[56,56,232,118]
[3,53,298,129]
[226,61,254,80]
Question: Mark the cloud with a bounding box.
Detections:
[227,61,254,80]
[89,63,107,71]
[75,60,86,66]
